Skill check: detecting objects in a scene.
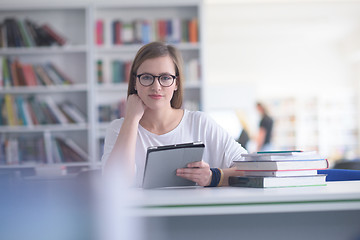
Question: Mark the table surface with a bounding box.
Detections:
[127,181,360,216]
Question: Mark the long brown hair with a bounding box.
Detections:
[127,42,184,109]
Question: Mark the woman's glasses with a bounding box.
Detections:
[136,73,176,87]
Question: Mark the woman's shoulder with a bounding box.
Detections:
[106,118,124,132]
[184,110,215,124]
[185,109,207,118]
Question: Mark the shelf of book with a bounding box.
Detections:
[0,1,204,174]
[92,1,203,161]
[95,43,200,53]
[0,5,92,173]
[265,92,358,163]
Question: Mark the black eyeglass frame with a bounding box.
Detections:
[136,73,177,87]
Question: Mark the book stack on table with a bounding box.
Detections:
[230,151,329,188]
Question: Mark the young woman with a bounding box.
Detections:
[102,42,247,187]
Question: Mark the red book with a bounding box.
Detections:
[115,21,122,45]
[95,19,104,45]
[157,20,166,42]
[22,64,38,86]
[189,18,198,43]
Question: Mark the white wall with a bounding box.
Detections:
[203,1,360,104]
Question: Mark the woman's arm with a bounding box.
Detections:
[176,162,240,187]
[103,95,146,177]
[220,167,240,186]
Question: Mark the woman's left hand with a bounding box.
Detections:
[176,161,212,186]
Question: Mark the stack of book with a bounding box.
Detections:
[230,151,329,188]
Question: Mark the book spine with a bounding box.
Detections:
[41,24,66,46]
[43,97,69,124]
[22,64,38,86]
[43,64,63,85]
[189,18,198,43]
[48,63,73,85]
[60,102,86,123]
[17,20,31,47]
[15,96,26,126]
[20,97,33,126]
[4,94,18,126]
[229,177,264,188]
[95,19,104,45]
[33,65,53,85]
[97,60,103,84]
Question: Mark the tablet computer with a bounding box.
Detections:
[142,142,205,189]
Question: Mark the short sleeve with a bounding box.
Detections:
[101,119,124,166]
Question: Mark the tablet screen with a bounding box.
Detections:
[142,142,205,189]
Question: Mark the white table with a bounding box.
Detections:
[128,181,360,240]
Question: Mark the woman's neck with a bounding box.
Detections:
[140,108,184,135]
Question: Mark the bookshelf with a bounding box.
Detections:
[265,92,358,165]
[0,5,92,172]
[0,1,203,173]
[92,1,203,161]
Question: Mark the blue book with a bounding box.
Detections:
[16,96,27,126]
[141,20,151,44]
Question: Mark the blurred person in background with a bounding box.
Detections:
[256,102,273,152]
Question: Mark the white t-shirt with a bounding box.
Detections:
[101,110,247,187]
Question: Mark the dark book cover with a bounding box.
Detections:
[39,101,60,124]
[55,137,86,163]
[4,18,16,47]
[24,19,41,46]
[41,24,66,46]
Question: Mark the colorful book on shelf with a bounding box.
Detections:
[38,101,58,124]
[28,97,47,124]
[0,23,4,48]
[24,19,41,46]
[0,56,3,87]
[229,174,327,188]
[188,18,198,43]
[95,19,104,45]
[4,94,18,126]
[122,21,134,44]
[43,97,69,124]
[18,136,46,164]
[48,63,73,85]
[15,96,26,126]
[33,65,53,86]
[22,64,38,86]
[17,20,34,47]
[59,101,86,123]
[15,59,27,86]
[53,137,87,163]
[141,20,151,44]
[10,59,19,86]
[112,20,122,45]
[2,57,11,87]
[41,24,66,46]
[97,60,103,84]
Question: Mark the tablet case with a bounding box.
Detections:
[142,142,205,189]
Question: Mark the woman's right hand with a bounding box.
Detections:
[125,94,146,122]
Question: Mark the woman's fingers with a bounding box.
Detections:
[176,161,212,186]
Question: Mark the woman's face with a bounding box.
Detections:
[135,56,178,110]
